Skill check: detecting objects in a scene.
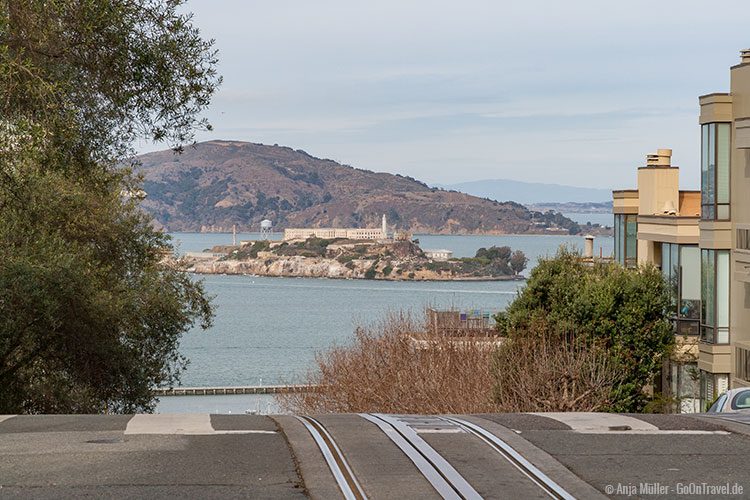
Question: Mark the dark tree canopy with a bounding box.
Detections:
[509,250,528,275]
[495,248,674,412]
[0,1,219,413]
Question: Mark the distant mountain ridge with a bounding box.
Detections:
[435,179,612,205]
[136,140,585,235]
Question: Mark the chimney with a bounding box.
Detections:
[637,148,679,216]
[584,235,594,259]
[741,49,750,64]
[646,149,672,167]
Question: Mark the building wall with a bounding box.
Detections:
[731,59,750,387]
[283,227,386,241]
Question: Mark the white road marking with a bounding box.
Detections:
[534,412,658,432]
[0,415,16,424]
[533,412,729,434]
[414,428,464,434]
[124,414,276,435]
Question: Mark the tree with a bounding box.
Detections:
[493,320,624,412]
[0,1,220,413]
[509,250,528,275]
[494,248,674,412]
[476,246,511,262]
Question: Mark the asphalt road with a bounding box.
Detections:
[1,412,748,499]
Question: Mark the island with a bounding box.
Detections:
[182,238,528,281]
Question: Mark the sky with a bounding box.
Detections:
[140,0,750,190]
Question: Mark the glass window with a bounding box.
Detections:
[614,214,637,268]
[663,244,700,335]
[717,251,730,343]
[625,214,637,267]
[679,246,700,321]
[701,123,731,221]
[701,249,729,344]
[708,393,727,413]
[731,390,750,410]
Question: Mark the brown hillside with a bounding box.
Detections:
[136,140,580,234]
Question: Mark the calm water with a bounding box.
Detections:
[563,212,613,227]
[156,232,612,412]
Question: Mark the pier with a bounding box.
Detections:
[153,385,314,396]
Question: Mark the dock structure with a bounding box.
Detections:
[153,385,315,396]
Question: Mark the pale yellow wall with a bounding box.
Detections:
[699,93,733,124]
[637,239,654,266]
[637,167,679,216]
[637,216,700,245]
[731,60,750,368]
[698,221,733,249]
[698,344,732,374]
[613,190,638,215]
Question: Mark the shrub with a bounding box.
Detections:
[495,248,673,412]
[493,319,624,412]
[364,265,377,280]
[277,312,498,414]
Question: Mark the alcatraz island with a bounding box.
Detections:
[182,215,528,281]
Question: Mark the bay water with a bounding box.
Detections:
[156,230,613,413]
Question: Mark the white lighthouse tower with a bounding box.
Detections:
[382,214,388,239]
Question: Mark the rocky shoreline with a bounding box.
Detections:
[188,256,524,281]
[181,238,528,282]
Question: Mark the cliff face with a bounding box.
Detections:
[136,140,581,235]
[185,239,525,281]
[190,256,519,282]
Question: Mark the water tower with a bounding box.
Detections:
[260,219,273,240]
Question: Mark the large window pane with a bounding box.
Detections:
[680,246,700,320]
[706,123,716,205]
[702,249,715,328]
[625,215,637,266]
[614,215,622,264]
[716,123,730,205]
[717,250,730,329]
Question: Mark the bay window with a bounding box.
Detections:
[614,214,637,268]
[662,243,700,336]
[701,123,731,220]
[701,249,730,344]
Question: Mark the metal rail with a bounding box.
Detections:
[360,413,481,500]
[443,417,576,500]
[296,416,368,500]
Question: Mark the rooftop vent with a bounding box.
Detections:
[742,49,750,64]
[646,148,672,167]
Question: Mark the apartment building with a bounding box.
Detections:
[613,49,750,411]
[613,150,702,412]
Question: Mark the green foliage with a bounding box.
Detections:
[476,246,511,261]
[0,1,220,413]
[495,248,674,412]
[382,265,393,276]
[337,254,356,264]
[451,245,522,277]
[509,250,528,275]
[364,265,377,280]
[275,237,339,257]
[233,240,271,259]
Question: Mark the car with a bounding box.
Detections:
[707,388,750,413]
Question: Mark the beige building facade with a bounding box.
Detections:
[613,50,750,411]
[283,215,389,242]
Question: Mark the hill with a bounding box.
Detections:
[435,179,612,205]
[136,141,584,235]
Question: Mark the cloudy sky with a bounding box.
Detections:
[145,0,749,190]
